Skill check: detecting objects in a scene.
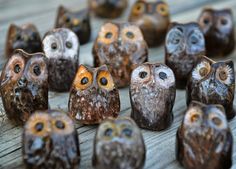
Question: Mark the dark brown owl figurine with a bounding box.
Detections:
[5,23,43,57]
[93,22,148,88]
[186,56,235,120]
[23,110,80,169]
[0,49,48,124]
[55,5,91,45]
[42,28,80,92]
[129,0,170,47]
[68,64,120,124]
[88,0,128,18]
[176,101,233,169]
[130,62,176,131]
[165,22,206,89]
[198,8,235,57]
[92,117,146,169]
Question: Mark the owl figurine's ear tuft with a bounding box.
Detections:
[225,60,234,70]
[5,24,19,56]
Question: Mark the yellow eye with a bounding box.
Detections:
[97,70,114,90]
[74,65,93,90]
[132,3,145,16]
[98,23,118,44]
[157,3,169,16]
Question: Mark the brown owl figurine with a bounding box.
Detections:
[5,23,43,57]
[93,22,148,88]
[92,117,146,169]
[130,62,176,131]
[186,56,235,120]
[129,0,170,47]
[0,49,48,124]
[42,28,80,92]
[55,5,91,45]
[23,110,80,169]
[165,22,206,89]
[68,64,120,124]
[198,8,235,57]
[88,0,128,18]
[176,101,233,169]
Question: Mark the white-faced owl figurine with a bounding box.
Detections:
[165,22,206,89]
[130,62,176,131]
[198,8,235,57]
[176,101,233,169]
[42,28,80,92]
[93,22,148,88]
[92,117,146,169]
[68,64,120,124]
[0,49,48,124]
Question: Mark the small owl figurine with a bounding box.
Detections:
[55,5,91,45]
[165,22,206,88]
[92,117,146,169]
[130,62,176,131]
[93,22,148,88]
[187,56,235,120]
[5,23,43,57]
[0,49,48,124]
[176,101,233,169]
[68,64,120,124]
[198,8,235,57]
[88,0,128,18]
[129,0,170,47]
[42,28,80,92]
[23,110,80,169]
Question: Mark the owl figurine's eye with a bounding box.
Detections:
[14,64,21,74]
[192,61,211,81]
[166,27,184,53]
[74,65,93,90]
[156,3,169,16]
[132,2,145,15]
[208,110,227,130]
[98,23,118,44]
[216,64,233,85]
[33,64,41,76]
[184,107,203,127]
[51,42,58,50]
[131,65,150,84]
[155,64,175,88]
[97,70,115,91]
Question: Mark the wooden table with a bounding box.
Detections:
[1,0,236,169]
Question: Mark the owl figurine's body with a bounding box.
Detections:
[43,28,80,92]
[68,65,120,124]
[198,8,235,57]
[129,0,170,47]
[130,62,176,131]
[0,49,48,124]
[92,117,146,169]
[93,22,148,88]
[176,101,233,169]
[165,22,205,89]
[187,56,235,120]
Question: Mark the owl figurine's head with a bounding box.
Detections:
[176,101,233,169]
[129,0,170,46]
[93,22,148,88]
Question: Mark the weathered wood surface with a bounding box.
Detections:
[1,0,236,169]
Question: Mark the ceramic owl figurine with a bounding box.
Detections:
[55,5,91,45]
[5,23,43,57]
[0,49,48,124]
[42,28,80,92]
[129,0,170,47]
[23,110,80,169]
[130,62,176,131]
[187,56,235,120]
[93,22,148,88]
[198,8,235,57]
[92,117,146,169]
[176,101,233,169]
[88,0,128,18]
[68,64,120,124]
[165,22,206,88]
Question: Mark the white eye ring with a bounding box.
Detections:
[208,108,227,130]
[154,65,175,88]
[216,65,233,85]
[192,61,210,81]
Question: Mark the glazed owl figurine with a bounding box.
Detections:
[165,22,206,89]
[187,56,235,120]
[42,28,80,92]
[55,5,91,45]
[88,0,128,18]
[93,22,148,88]
[68,64,120,124]
[5,23,43,57]
[92,117,146,169]
[198,8,235,57]
[130,62,176,131]
[176,101,233,169]
[23,110,80,169]
[129,0,170,47]
[0,49,48,124]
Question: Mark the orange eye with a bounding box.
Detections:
[98,23,118,44]
[132,3,145,15]
[157,3,169,16]
[97,70,114,90]
[74,65,93,90]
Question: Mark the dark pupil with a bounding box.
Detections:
[160,7,166,12]
[14,64,21,73]
[126,31,134,39]
[16,34,21,40]
[65,17,70,23]
[203,18,209,25]
[212,117,221,126]
[100,77,108,86]
[35,122,44,132]
[173,38,180,44]
[81,77,89,85]
[104,128,113,137]
[123,128,132,137]
[191,35,198,44]
[33,65,41,76]
[221,18,228,25]
[55,120,65,129]
[139,71,147,79]
[51,43,57,50]
[105,32,112,39]
[66,41,72,48]
[159,72,167,80]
